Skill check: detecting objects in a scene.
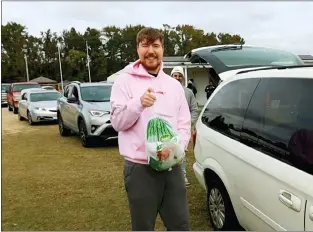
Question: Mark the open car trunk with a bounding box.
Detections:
[184,44,304,88]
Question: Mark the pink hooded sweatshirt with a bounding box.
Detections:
[110,59,191,164]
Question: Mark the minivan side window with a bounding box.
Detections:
[241,78,313,175]
[201,78,260,140]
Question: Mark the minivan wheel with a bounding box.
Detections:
[58,114,71,136]
[79,120,92,147]
[207,179,240,231]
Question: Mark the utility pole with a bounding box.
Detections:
[22,44,29,82]
[86,41,91,83]
[24,54,29,82]
[57,42,64,91]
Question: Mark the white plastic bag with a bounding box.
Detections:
[145,93,185,171]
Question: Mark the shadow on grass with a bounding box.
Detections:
[70,135,119,148]
[30,121,59,126]
[92,138,118,148]
[27,121,119,148]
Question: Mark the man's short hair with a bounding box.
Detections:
[136,27,164,46]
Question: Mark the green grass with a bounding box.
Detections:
[2,120,211,231]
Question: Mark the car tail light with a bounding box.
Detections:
[192,128,197,149]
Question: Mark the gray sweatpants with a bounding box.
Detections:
[123,160,190,231]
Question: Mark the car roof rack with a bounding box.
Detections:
[237,64,313,75]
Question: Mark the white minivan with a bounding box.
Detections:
[193,65,313,231]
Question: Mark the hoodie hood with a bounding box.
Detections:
[123,59,165,78]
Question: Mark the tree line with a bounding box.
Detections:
[1,22,245,83]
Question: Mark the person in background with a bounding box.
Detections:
[205,80,215,99]
[110,27,191,231]
[187,80,197,97]
[171,66,198,187]
[189,78,197,93]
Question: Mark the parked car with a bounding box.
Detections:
[18,88,61,125]
[57,81,118,147]
[193,65,313,231]
[7,82,41,114]
[1,83,10,106]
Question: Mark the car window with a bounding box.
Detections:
[70,86,79,100]
[2,84,10,93]
[211,47,304,67]
[30,92,61,102]
[241,78,313,175]
[80,85,112,102]
[64,86,73,98]
[13,84,41,91]
[21,93,27,100]
[201,78,260,140]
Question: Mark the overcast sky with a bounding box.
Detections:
[2,1,313,55]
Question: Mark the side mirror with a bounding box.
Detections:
[67,96,77,104]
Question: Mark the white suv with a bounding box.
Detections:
[193,65,313,231]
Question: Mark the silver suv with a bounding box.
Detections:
[57,81,117,147]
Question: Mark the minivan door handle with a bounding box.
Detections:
[278,190,301,212]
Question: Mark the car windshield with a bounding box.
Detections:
[13,84,41,92]
[30,92,61,102]
[210,46,304,67]
[2,84,10,93]
[80,85,112,102]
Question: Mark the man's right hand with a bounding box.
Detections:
[140,88,156,108]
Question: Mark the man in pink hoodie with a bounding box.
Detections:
[110,27,191,231]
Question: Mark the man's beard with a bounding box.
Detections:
[142,57,161,72]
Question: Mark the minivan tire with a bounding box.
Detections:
[207,178,240,231]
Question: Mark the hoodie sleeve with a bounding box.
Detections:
[177,87,192,151]
[110,80,144,132]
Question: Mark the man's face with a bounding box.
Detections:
[172,72,184,84]
[137,39,164,73]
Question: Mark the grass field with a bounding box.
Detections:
[1,108,212,231]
